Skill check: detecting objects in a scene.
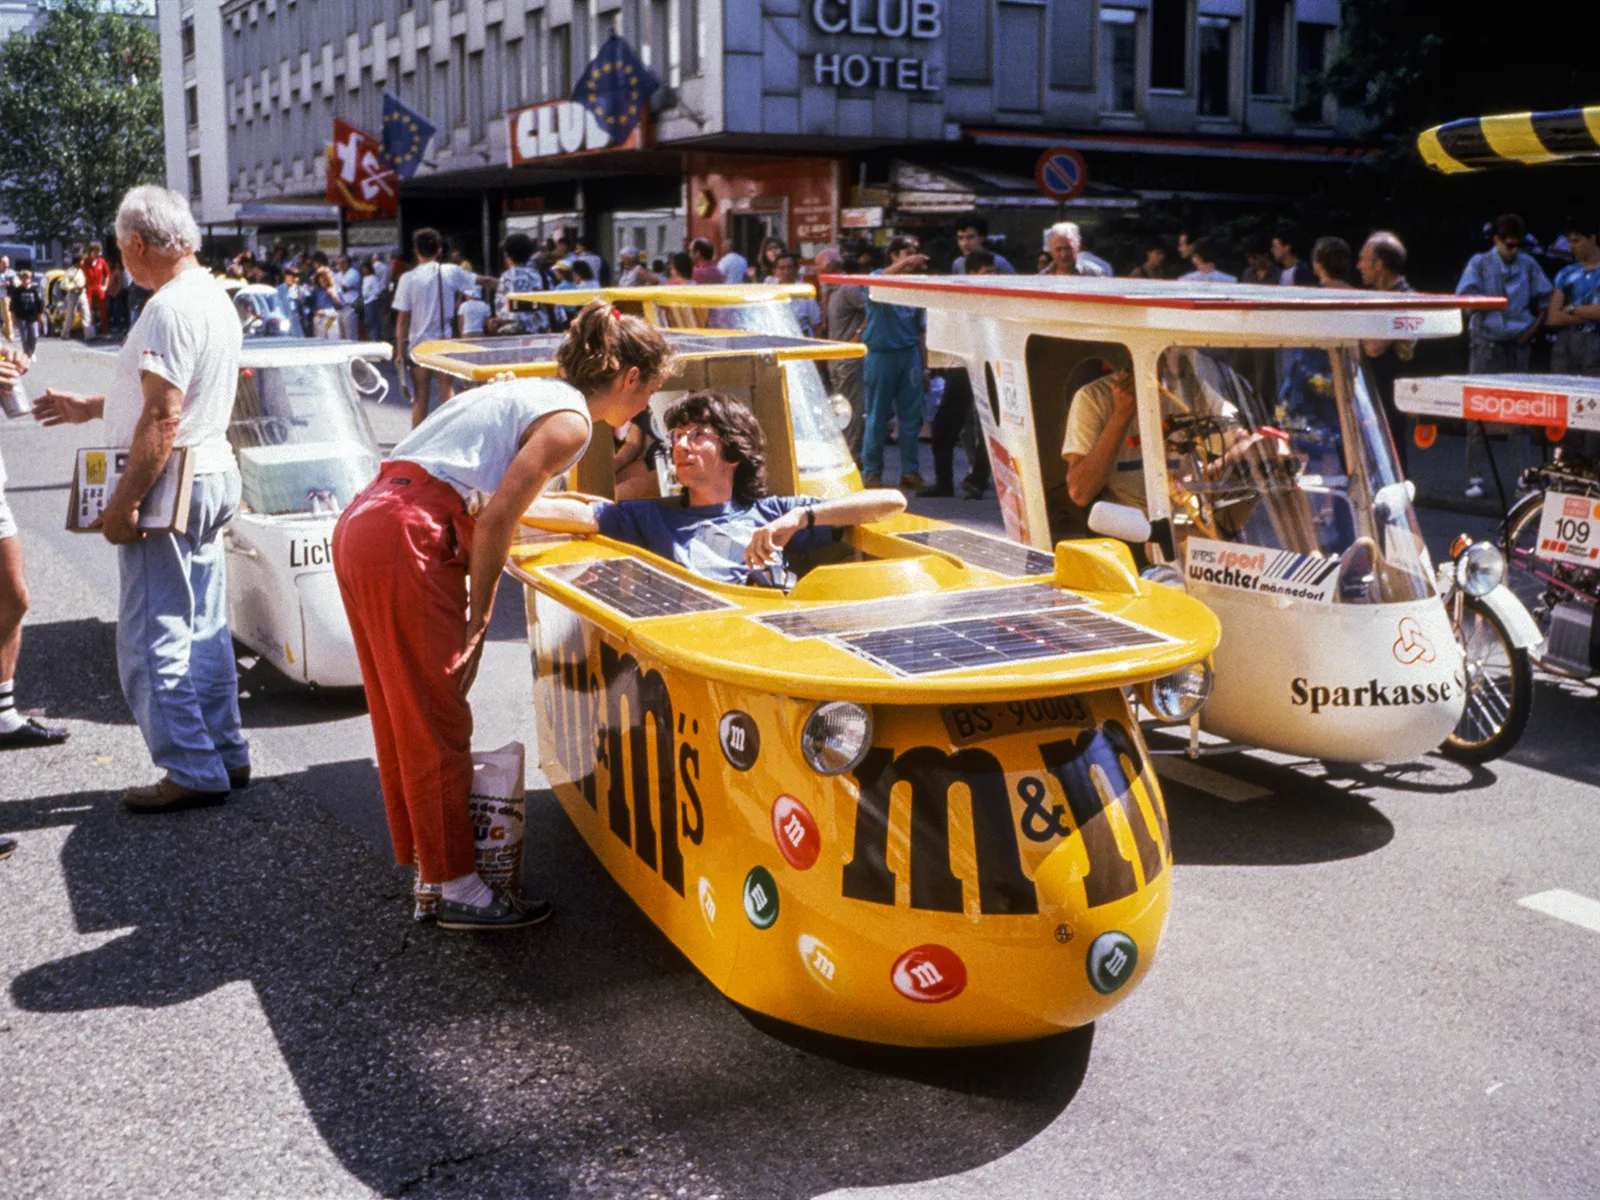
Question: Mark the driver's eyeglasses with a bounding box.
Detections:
[668,424,719,448]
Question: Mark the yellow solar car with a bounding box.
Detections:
[413,329,1221,1047]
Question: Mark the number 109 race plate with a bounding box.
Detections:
[1536,490,1600,568]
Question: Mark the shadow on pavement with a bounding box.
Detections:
[14,618,130,726]
[233,655,369,726]
[1505,674,1600,788]
[1163,781,1396,867]
[6,766,1086,1200]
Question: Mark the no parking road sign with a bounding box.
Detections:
[1035,146,1088,201]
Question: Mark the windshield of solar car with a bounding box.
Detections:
[785,360,855,477]
[653,299,804,338]
[1159,345,1432,602]
[229,362,382,515]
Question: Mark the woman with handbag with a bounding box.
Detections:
[332,299,672,930]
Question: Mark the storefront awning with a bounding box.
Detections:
[889,161,1139,214]
[230,203,342,225]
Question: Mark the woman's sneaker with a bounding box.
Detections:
[435,890,553,932]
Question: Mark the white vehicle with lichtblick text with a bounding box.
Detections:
[823,272,1543,764]
[224,338,389,688]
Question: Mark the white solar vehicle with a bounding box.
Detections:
[224,338,388,687]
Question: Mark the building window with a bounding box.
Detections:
[524,14,543,101]
[679,0,700,79]
[1250,0,1287,96]
[1294,23,1334,122]
[552,24,571,96]
[188,154,202,200]
[1196,16,1232,117]
[184,84,199,128]
[1150,0,1186,92]
[180,17,195,59]
[645,0,668,72]
[996,3,1042,111]
[1098,8,1138,115]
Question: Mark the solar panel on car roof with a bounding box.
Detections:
[895,529,1057,578]
[757,582,1084,640]
[541,559,735,620]
[838,610,1172,678]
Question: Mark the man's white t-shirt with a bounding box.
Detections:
[458,298,491,335]
[392,260,476,345]
[337,266,361,307]
[108,266,242,476]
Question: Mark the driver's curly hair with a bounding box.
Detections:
[664,391,767,507]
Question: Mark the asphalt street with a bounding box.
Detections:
[2,340,1598,1200]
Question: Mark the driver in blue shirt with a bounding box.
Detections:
[533,391,906,586]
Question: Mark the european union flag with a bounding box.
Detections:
[381,91,436,179]
[571,34,660,146]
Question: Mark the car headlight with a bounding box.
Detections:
[1145,661,1213,722]
[1141,563,1185,590]
[828,392,853,431]
[1457,541,1505,597]
[800,701,873,775]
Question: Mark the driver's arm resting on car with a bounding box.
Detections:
[744,489,906,570]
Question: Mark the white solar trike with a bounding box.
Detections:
[224,338,389,687]
[832,273,1541,763]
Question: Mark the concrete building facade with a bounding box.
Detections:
[164,0,1357,268]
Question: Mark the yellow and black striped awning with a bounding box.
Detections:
[1418,106,1600,173]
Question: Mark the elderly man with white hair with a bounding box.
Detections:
[1041,222,1112,277]
[34,184,249,813]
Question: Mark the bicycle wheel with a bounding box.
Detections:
[1441,596,1532,763]
[1503,491,1556,637]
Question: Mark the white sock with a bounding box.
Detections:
[0,680,24,734]
[440,872,494,908]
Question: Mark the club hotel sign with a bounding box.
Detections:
[809,0,944,92]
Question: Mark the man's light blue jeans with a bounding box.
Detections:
[117,470,248,793]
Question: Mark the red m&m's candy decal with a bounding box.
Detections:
[891,944,966,1003]
[770,794,820,871]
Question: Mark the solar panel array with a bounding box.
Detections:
[896,528,1057,578]
[839,609,1171,677]
[757,581,1169,677]
[758,583,1081,640]
[541,559,735,620]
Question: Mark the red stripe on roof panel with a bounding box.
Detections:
[816,274,1506,313]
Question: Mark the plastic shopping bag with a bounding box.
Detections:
[413,741,527,921]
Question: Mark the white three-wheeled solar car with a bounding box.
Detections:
[224,339,389,687]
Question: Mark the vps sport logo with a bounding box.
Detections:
[1392,616,1436,666]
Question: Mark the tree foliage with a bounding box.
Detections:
[0,0,163,246]
[1313,0,1600,287]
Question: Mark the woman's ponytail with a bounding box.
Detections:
[555,299,673,396]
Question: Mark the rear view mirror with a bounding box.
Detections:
[349,357,386,397]
[1088,501,1152,545]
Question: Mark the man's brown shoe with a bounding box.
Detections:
[862,472,883,488]
[123,777,229,814]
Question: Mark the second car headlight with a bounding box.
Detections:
[801,701,873,775]
[1457,541,1505,597]
[1145,661,1213,722]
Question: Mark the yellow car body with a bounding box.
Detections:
[416,329,1221,1047]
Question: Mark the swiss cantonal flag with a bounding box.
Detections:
[326,118,397,219]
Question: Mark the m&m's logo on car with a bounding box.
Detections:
[890,944,966,1003]
[719,711,760,770]
[770,794,820,871]
[742,866,779,929]
[1085,931,1139,995]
